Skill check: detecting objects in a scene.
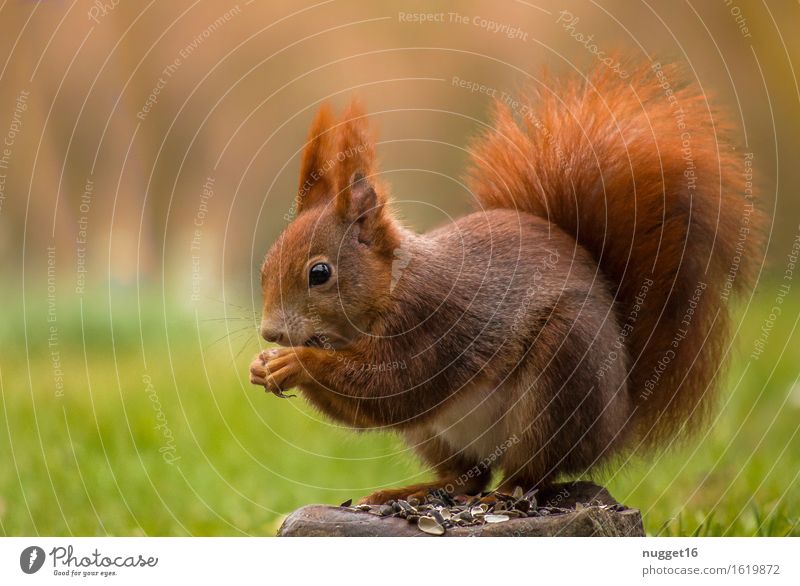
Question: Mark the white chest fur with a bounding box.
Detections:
[427,383,510,462]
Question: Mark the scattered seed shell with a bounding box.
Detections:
[471,504,488,516]
[418,516,445,536]
[348,487,624,532]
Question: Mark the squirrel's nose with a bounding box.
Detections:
[260,321,286,345]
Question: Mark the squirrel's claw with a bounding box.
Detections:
[269,387,296,399]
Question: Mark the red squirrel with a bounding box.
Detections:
[249,61,761,504]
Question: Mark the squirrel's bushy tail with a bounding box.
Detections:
[466,61,762,446]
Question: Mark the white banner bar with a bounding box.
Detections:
[0,537,797,585]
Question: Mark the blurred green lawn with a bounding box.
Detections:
[1,286,798,536]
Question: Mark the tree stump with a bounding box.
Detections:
[277,481,645,537]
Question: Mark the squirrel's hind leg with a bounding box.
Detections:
[357,473,491,505]
[358,432,493,505]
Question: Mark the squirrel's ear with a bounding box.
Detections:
[335,101,389,244]
[296,103,336,214]
[337,171,387,244]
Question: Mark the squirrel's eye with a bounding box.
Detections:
[309,262,332,287]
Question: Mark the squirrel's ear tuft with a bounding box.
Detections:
[334,101,391,245]
[336,99,377,192]
[296,103,336,214]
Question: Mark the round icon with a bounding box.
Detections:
[20,546,46,574]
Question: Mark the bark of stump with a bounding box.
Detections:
[277,481,645,537]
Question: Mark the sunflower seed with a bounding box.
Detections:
[455,510,474,522]
[514,499,531,513]
[484,514,510,523]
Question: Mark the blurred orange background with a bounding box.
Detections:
[0,0,797,296]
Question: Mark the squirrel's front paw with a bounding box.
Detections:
[249,348,307,398]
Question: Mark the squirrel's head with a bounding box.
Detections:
[259,101,401,350]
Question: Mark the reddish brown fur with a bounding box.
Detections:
[251,61,762,504]
[295,103,336,214]
[466,62,763,445]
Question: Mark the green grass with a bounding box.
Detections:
[1,286,798,536]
